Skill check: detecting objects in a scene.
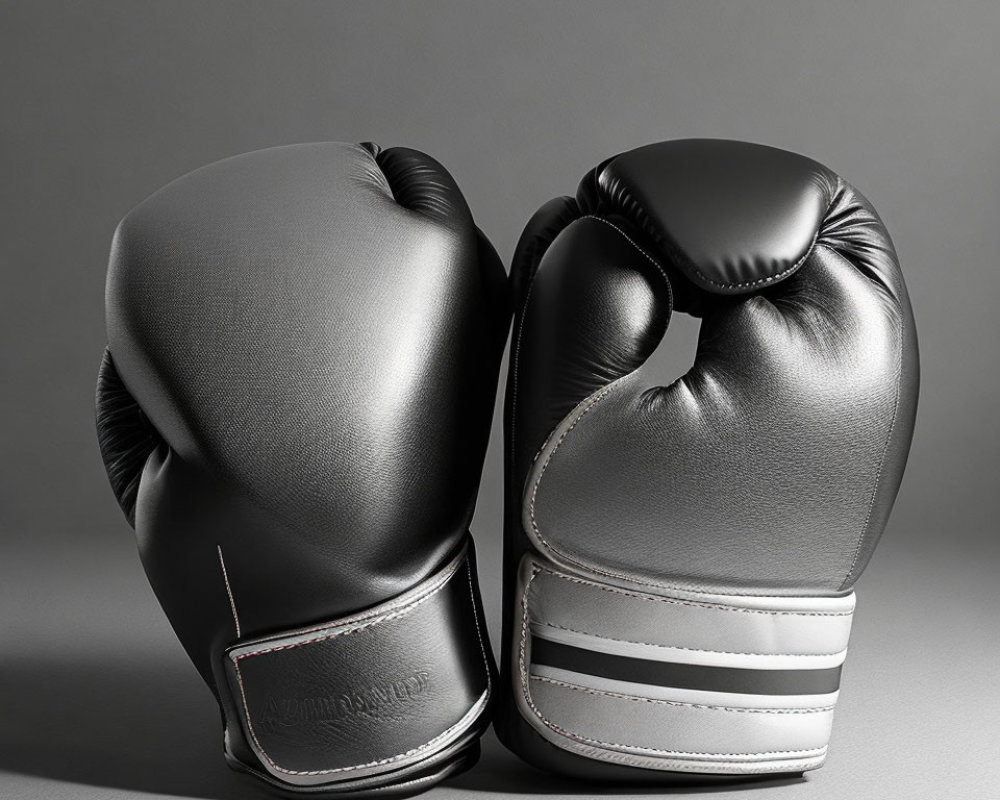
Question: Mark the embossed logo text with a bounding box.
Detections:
[259,671,430,729]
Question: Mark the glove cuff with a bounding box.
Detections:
[218,540,492,795]
[512,555,854,776]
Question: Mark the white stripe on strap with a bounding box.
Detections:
[514,555,856,774]
[529,622,849,670]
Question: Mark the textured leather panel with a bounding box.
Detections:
[516,174,916,595]
[527,248,900,593]
[508,196,581,310]
[223,547,489,784]
[97,142,507,794]
[508,216,670,493]
[583,140,836,294]
[101,142,506,668]
[817,183,920,588]
[498,139,918,779]
[107,144,495,591]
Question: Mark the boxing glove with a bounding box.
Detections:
[96,143,507,796]
[497,139,918,778]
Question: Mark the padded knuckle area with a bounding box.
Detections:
[375,146,473,229]
[582,139,839,293]
[503,137,919,780]
[104,143,495,573]
[95,348,161,526]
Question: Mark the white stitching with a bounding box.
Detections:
[526,704,827,758]
[233,669,486,778]
[520,217,865,599]
[232,551,487,777]
[518,564,540,733]
[523,366,861,596]
[465,551,493,704]
[535,564,852,617]
[518,568,829,759]
[583,216,675,296]
[517,222,703,594]
[217,545,241,639]
[526,383,619,571]
[233,587,441,660]
[686,224,820,291]
[233,557,470,776]
[600,165,831,291]
[510,214,671,515]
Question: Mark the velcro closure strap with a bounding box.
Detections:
[514,555,854,775]
[223,544,490,788]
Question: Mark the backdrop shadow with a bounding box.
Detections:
[0,649,808,798]
[0,653,269,799]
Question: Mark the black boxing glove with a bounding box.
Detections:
[96,143,507,796]
[497,139,918,778]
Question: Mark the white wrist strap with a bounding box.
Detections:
[513,555,855,775]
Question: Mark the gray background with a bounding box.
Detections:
[1,2,998,798]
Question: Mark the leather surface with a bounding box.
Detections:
[223,547,489,783]
[509,215,670,487]
[96,142,508,794]
[581,140,835,295]
[512,555,851,774]
[520,558,855,665]
[498,138,919,779]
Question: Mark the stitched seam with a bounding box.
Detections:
[533,561,852,618]
[566,758,825,773]
[519,568,833,761]
[527,406,855,597]
[526,379,837,596]
[509,204,583,497]
[691,225,820,290]
[234,567,451,661]
[583,216,675,297]
[526,383,621,574]
[539,566,853,617]
[508,280,535,485]
[512,214,671,519]
[603,170,831,290]
[518,564,540,742]
[217,545,241,639]
[534,620,848,657]
[529,713,827,759]
[233,554,484,777]
[465,554,493,704]
[520,573,825,757]
[232,668,487,778]
[529,675,835,715]
[520,219,841,600]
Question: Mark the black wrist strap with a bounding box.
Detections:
[221,541,491,789]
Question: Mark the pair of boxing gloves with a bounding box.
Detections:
[96,139,918,796]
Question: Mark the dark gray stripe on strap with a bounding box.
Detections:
[531,637,841,696]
